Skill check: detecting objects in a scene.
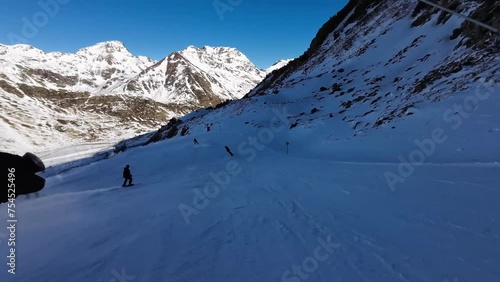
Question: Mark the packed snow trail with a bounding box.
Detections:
[1,131,499,282]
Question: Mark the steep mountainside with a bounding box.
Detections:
[240,0,499,138]
[115,46,266,105]
[140,0,499,162]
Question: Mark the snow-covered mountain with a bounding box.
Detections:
[0,41,154,93]
[264,59,293,74]
[0,42,284,154]
[2,0,500,282]
[245,0,499,137]
[135,0,499,153]
[0,41,270,100]
[114,46,266,104]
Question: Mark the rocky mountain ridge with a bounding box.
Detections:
[0,42,286,153]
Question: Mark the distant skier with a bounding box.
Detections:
[225,146,234,157]
[193,138,199,145]
[206,124,211,132]
[122,165,133,187]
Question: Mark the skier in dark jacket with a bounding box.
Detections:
[225,146,234,157]
[123,165,133,186]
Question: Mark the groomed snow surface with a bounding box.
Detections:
[1,82,499,282]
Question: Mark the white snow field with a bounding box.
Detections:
[1,80,499,282]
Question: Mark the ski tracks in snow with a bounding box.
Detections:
[232,163,438,282]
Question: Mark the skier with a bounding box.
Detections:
[193,138,199,145]
[122,164,133,187]
[225,146,234,157]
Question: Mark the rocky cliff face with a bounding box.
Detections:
[245,0,499,130]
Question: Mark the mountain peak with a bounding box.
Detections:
[183,45,238,54]
[98,40,127,49]
[0,43,45,57]
[76,41,131,56]
[8,44,36,50]
[180,45,249,65]
[265,59,293,74]
[185,45,199,51]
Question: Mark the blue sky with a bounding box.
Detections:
[0,0,348,69]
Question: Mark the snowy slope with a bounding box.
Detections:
[1,0,499,281]
[1,83,499,282]
[0,86,180,155]
[248,0,499,143]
